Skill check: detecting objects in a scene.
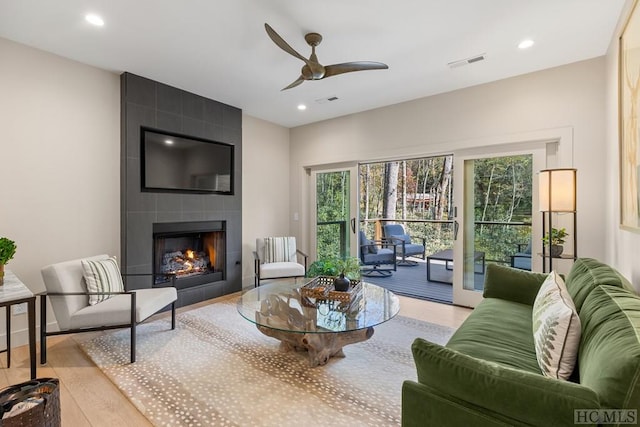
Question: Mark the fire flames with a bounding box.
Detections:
[161,249,210,277]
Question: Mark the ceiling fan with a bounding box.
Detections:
[264,23,389,91]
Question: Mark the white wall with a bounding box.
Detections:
[290,58,607,274]
[0,39,294,342]
[605,0,640,289]
[0,38,120,341]
[241,114,291,287]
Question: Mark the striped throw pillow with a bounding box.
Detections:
[81,257,125,305]
[264,237,296,263]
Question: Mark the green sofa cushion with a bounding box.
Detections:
[447,298,540,374]
[578,285,640,411]
[566,258,633,313]
[483,263,548,306]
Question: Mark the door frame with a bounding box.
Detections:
[309,164,359,262]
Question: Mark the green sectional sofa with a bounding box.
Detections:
[402,258,640,426]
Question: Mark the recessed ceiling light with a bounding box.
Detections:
[297,104,307,111]
[164,139,174,145]
[518,39,534,49]
[85,14,105,27]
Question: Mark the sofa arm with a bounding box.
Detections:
[410,338,600,427]
[482,263,548,306]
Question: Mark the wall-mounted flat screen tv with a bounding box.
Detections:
[141,127,234,195]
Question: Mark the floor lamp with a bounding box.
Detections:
[539,168,577,273]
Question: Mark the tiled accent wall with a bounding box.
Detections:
[120,72,242,307]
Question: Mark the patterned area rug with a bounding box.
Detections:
[80,296,454,426]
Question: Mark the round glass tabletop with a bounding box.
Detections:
[237,279,400,334]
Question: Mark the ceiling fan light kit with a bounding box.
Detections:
[264,23,388,90]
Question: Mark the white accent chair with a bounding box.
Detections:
[40,254,177,364]
[254,237,308,287]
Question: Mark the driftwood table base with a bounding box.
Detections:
[257,325,375,367]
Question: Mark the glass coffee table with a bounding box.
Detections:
[237,280,400,367]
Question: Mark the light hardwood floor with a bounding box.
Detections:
[0,294,472,426]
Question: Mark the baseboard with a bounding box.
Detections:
[0,320,57,348]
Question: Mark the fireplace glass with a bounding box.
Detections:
[153,221,225,287]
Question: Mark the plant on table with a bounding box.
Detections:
[541,227,567,257]
[306,256,361,281]
[0,237,17,285]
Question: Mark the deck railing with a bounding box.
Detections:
[360,218,531,265]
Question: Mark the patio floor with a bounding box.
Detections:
[363,258,485,304]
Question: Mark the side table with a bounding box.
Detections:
[1,270,36,379]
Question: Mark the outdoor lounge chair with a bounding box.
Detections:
[359,230,397,277]
[510,241,532,271]
[382,224,426,266]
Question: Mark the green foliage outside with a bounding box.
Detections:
[358,154,533,265]
[472,155,533,263]
[315,154,534,267]
[360,156,455,257]
[316,171,351,260]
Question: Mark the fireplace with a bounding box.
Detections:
[153,221,225,289]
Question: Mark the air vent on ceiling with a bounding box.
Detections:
[447,53,487,69]
[315,96,339,104]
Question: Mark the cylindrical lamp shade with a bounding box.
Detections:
[539,168,576,212]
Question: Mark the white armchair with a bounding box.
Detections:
[40,254,177,364]
[254,237,308,287]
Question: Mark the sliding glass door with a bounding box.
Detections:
[310,165,359,261]
[453,150,543,307]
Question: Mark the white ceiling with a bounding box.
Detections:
[0,0,626,128]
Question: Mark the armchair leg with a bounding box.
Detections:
[362,269,393,277]
[397,258,419,267]
[130,292,136,364]
[131,323,136,364]
[171,302,176,330]
[40,294,47,365]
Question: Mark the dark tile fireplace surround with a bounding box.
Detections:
[120,73,242,308]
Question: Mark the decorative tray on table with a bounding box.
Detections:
[301,276,362,303]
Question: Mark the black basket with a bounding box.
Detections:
[0,378,60,427]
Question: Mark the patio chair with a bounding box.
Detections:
[510,241,532,271]
[40,254,177,364]
[382,224,426,266]
[254,236,308,286]
[358,230,397,277]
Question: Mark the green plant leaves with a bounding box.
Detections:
[0,237,17,265]
[306,256,361,280]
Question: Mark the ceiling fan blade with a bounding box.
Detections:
[281,76,306,91]
[264,23,312,66]
[324,61,389,78]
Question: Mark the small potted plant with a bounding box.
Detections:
[0,237,17,285]
[542,228,567,258]
[306,256,362,291]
